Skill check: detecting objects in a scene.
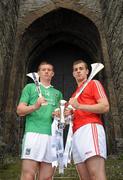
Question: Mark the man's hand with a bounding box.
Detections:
[33,96,47,110]
[64,108,73,117]
[69,98,80,109]
[52,108,73,119]
[52,109,60,118]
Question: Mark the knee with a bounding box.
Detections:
[77,169,90,180]
[87,165,106,180]
[89,168,101,180]
[89,173,96,180]
[79,175,90,180]
[39,173,53,180]
[21,170,36,180]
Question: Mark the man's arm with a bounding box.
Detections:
[69,97,109,114]
[17,97,47,116]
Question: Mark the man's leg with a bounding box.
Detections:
[76,162,90,180]
[20,159,38,180]
[85,156,107,180]
[39,162,55,180]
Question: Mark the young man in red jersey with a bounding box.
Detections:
[69,60,109,180]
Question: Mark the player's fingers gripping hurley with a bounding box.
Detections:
[27,72,47,105]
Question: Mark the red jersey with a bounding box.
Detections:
[72,80,107,133]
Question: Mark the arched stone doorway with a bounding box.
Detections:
[10,8,116,154]
[28,42,92,100]
[1,0,123,157]
[24,8,103,98]
[15,8,112,148]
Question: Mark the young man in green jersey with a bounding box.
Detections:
[17,61,63,180]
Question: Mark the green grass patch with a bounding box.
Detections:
[0,154,123,180]
[106,155,123,180]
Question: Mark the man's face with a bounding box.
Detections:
[38,64,54,81]
[73,63,89,82]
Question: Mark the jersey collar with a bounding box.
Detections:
[78,79,87,88]
[39,82,53,89]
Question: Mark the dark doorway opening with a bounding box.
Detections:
[28,42,92,100]
[28,42,92,146]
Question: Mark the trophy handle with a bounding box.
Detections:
[59,100,67,123]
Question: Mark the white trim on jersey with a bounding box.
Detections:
[91,123,100,155]
[93,80,106,98]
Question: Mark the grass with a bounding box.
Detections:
[106,155,123,180]
[0,157,21,180]
[0,154,123,180]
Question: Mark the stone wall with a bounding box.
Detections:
[0,0,123,155]
[0,0,20,154]
[17,0,101,35]
[100,0,123,152]
[14,0,120,153]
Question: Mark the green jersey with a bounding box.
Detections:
[19,83,63,135]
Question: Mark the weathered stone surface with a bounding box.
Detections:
[0,0,20,154]
[0,0,123,155]
[100,0,123,152]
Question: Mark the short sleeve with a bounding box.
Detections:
[92,80,107,100]
[19,84,31,104]
[59,91,63,101]
[56,91,63,107]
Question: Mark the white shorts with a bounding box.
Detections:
[72,123,107,164]
[21,132,52,163]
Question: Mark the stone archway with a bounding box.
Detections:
[25,8,103,97]
[15,8,105,102]
[7,4,119,153]
[12,8,115,152]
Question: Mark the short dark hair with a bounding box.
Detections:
[73,59,88,69]
[38,61,54,71]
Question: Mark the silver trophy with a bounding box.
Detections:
[59,100,67,123]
